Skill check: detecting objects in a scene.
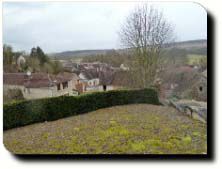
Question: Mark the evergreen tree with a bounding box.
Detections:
[3,44,13,65]
[30,46,49,65]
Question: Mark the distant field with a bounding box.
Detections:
[71,57,83,63]
[4,104,207,154]
[53,56,83,63]
[187,54,206,65]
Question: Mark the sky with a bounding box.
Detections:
[3,2,207,53]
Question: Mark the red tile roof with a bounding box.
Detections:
[4,72,77,88]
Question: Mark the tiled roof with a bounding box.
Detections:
[79,67,116,85]
[4,72,78,88]
[3,73,26,86]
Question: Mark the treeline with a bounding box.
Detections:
[187,47,207,55]
[3,44,63,74]
[81,50,133,67]
[81,47,207,68]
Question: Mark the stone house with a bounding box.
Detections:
[79,72,100,86]
[3,72,79,100]
[65,62,126,93]
[78,65,116,92]
[192,70,207,101]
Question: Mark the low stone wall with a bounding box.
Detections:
[169,99,207,123]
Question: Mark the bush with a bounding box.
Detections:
[3,88,160,130]
[3,88,24,103]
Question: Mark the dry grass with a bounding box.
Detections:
[3,104,207,154]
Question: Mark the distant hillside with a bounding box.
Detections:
[165,39,207,56]
[49,49,113,60]
[50,39,207,60]
[167,39,207,49]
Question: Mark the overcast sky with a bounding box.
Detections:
[3,2,207,53]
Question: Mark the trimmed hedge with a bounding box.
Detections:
[3,88,160,130]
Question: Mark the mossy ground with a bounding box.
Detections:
[3,104,207,154]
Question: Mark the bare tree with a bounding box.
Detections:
[26,57,41,73]
[119,4,174,88]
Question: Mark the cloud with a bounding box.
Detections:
[3,2,207,53]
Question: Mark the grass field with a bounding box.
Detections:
[187,54,206,65]
[3,104,207,154]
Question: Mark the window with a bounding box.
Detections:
[62,82,68,89]
[57,84,61,91]
[103,85,107,91]
[199,86,203,92]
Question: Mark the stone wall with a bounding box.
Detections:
[191,76,207,101]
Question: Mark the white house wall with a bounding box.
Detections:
[87,78,100,86]
[85,85,114,92]
[4,80,77,100]
[79,73,87,80]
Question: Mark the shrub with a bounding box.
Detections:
[3,88,160,130]
[3,88,24,103]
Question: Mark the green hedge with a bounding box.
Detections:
[3,88,160,130]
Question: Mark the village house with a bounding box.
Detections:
[192,69,207,101]
[78,70,103,92]
[74,62,116,92]
[3,72,79,100]
[58,61,128,93]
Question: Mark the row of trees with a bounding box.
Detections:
[3,45,63,74]
[3,45,14,65]
[26,47,63,74]
[82,49,133,67]
[3,44,23,72]
[82,47,198,71]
